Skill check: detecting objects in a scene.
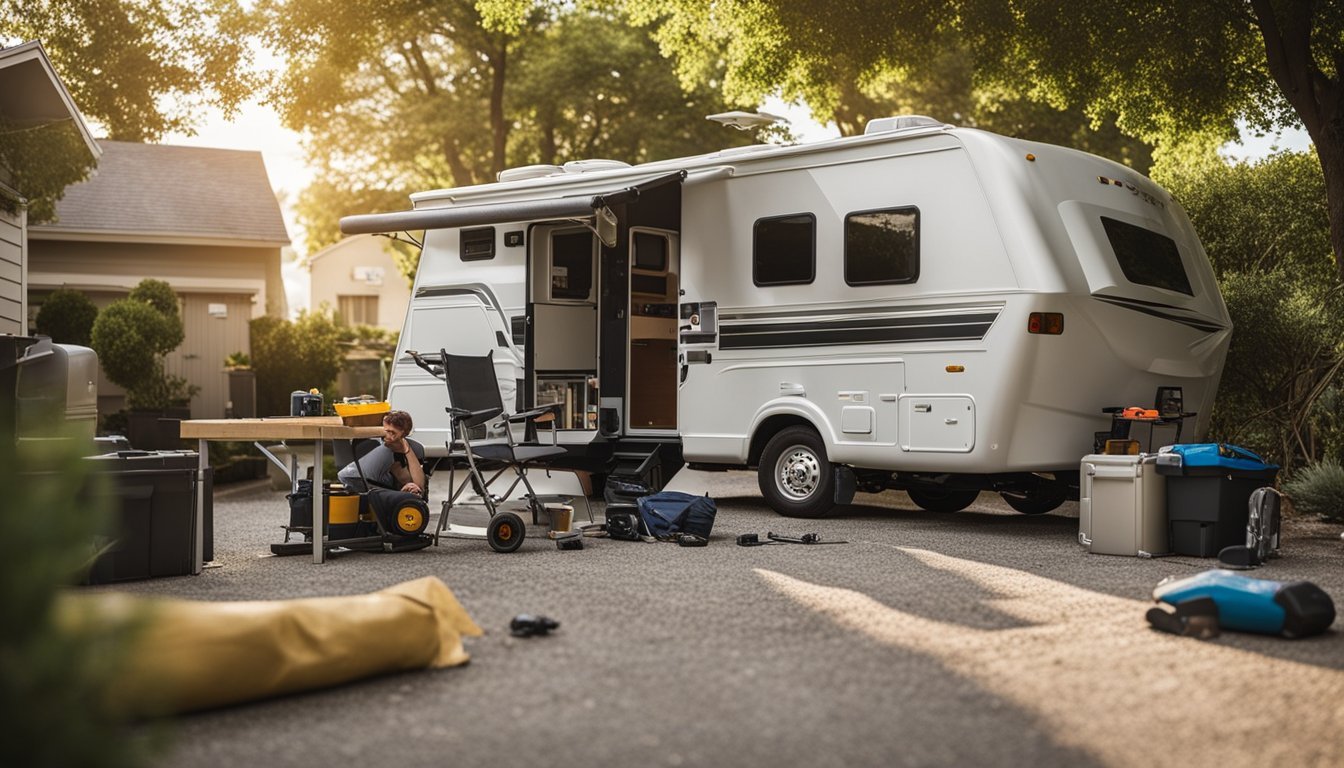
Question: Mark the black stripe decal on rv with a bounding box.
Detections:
[718,312,997,350]
[1092,296,1226,333]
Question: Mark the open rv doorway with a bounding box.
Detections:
[526,224,600,432]
[626,227,679,435]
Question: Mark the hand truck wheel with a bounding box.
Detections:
[487,511,525,553]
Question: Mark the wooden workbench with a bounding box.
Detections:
[181,417,385,565]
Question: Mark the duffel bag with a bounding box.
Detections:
[636,491,717,539]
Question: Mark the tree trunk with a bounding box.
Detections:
[1250,0,1344,281]
[1313,121,1344,284]
[489,45,509,178]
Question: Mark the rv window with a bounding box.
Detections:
[1101,217,1193,296]
[753,213,815,286]
[633,231,668,271]
[844,207,920,285]
[460,227,496,261]
[550,231,594,301]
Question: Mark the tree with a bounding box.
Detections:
[258,2,754,253]
[34,287,98,347]
[628,0,1344,281]
[249,309,344,417]
[0,0,255,142]
[0,117,97,223]
[89,279,192,410]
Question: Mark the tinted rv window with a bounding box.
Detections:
[461,227,495,261]
[844,207,920,285]
[753,213,815,286]
[1101,217,1193,296]
[550,231,594,301]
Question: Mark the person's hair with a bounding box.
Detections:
[384,410,413,434]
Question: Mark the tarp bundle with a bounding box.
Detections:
[57,576,482,716]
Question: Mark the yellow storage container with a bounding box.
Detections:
[334,400,391,427]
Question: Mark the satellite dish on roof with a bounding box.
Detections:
[706,111,789,131]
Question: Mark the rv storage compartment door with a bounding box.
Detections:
[899,396,974,452]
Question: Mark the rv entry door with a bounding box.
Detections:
[626,228,679,434]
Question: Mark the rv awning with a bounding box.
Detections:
[338,170,686,236]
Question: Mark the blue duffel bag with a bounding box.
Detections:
[636,491,717,539]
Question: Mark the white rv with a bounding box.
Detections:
[341,116,1231,518]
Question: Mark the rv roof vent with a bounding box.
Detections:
[864,115,946,135]
[498,164,563,183]
[562,159,631,174]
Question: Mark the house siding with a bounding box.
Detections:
[167,293,255,418]
[0,206,24,335]
[28,240,284,418]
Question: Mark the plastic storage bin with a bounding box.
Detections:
[83,450,205,583]
[1156,444,1279,557]
[1079,454,1169,557]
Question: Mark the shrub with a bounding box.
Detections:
[89,279,194,410]
[1283,459,1344,522]
[0,415,154,766]
[250,309,344,416]
[34,288,99,346]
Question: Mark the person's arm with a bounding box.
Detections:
[402,440,427,497]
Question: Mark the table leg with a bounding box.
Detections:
[196,438,207,575]
[313,439,326,564]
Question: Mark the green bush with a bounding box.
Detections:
[1163,150,1344,472]
[34,288,99,346]
[0,418,156,766]
[1283,460,1344,522]
[250,309,344,417]
[1206,269,1344,469]
[89,279,194,410]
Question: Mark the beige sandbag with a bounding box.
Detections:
[58,576,482,716]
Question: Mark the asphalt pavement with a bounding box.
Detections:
[104,469,1344,768]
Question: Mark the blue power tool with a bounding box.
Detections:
[1148,570,1335,639]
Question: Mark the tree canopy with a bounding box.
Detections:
[626,0,1344,279]
[0,0,255,141]
[257,1,754,253]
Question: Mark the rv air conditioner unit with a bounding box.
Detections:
[864,115,946,134]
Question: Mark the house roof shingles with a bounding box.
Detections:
[33,140,290,246]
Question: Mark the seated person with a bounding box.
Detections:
[338,410,427,497]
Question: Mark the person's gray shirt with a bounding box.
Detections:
[338,439,426,493]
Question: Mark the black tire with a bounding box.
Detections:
[757,426,835,518]
[487,511,525,553]
[907,487,979,513]
[1000,484,1067,515]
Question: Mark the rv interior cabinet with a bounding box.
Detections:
[535,374,597,430]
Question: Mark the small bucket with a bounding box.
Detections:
[546,504,574,534]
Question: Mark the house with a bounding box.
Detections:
[28,141,290,418]
[0,40,100,337]
[308,233,410,330]
[308,233,410,398]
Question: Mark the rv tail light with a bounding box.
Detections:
[1027,312,1064,335]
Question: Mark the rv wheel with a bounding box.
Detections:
[758,426,835,518]
[1000,485,1067,515]
[907,488,979,513]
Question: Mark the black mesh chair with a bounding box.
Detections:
[436,349,592,548]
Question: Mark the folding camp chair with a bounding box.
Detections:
[424,348,592,551]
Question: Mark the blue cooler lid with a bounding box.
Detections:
[1157,443,1278,473]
